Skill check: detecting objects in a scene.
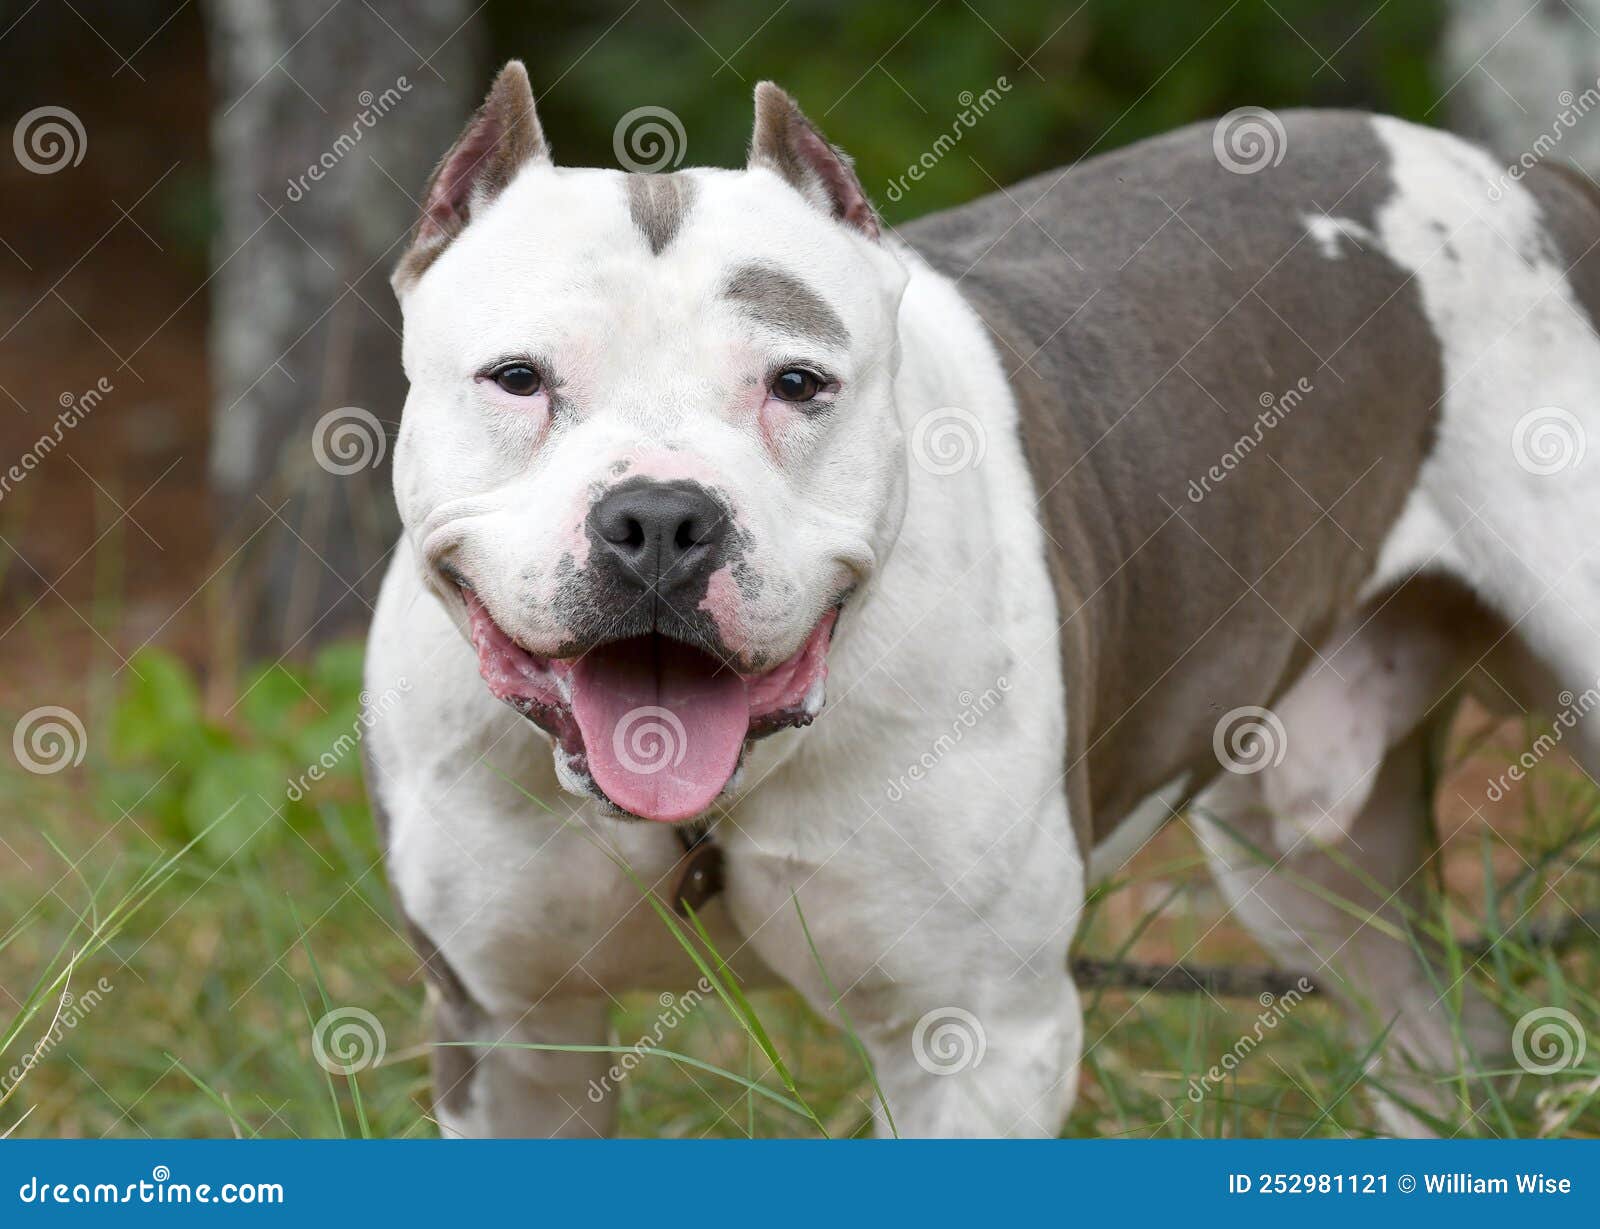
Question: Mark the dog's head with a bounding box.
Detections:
[391,62,909,822]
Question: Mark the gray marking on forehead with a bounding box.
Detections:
[722,261,849,349]
[626,173,695,255]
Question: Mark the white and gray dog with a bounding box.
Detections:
[364,61,1598,1136]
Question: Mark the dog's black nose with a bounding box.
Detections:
[589,479,728,594]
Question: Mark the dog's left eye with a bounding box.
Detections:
[771,367,823,403]
[492,364,543,396]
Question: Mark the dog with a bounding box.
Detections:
[363,60,1600,1136]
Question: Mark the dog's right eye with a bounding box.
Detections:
[492,364,543,396]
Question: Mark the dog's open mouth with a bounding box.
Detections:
[464,590,836,823]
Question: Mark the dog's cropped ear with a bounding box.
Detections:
[393,60,549,292]
[749,82,879,240]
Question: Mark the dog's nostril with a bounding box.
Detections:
[589,479,727,588]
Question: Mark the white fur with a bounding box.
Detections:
[1302,211,1375,260]
[1089,772,1190,883]
[1191,117,1600,1131]
[367,109,1600,1139]
[369,160,1082,1138]
[1357,115,1600,674]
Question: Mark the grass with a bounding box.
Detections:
[1,632,1597,1139]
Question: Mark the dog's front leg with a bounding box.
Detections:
[430,991,617,1139]
[724,803,1084,1138]
[851,967,1082,1139]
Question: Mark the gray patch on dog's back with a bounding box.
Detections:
[904,109,1446,856]
[626,173,695,255]
[1522,160,1600,335]
[722,261,849,349]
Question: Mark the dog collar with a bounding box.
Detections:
[672,818,724,917]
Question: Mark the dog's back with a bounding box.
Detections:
[903,110,1600,832]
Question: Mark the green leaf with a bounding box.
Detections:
[239,662,312,737]
[182,749,289,861]
[111,648,205,761]
[310,642,366,705]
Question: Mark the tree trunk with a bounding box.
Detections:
[207,0,480,657]
[1443,0,1600,174]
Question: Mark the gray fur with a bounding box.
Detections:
[721,260,849,350]
[625,173,695,255]
[1523,160,1600,332]
[904,111,1445,851]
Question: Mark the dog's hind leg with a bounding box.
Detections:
[1191,582,1507,1133]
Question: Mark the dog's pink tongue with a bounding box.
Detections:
[569,637,749,823]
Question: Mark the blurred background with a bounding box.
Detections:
[2,0,1597,1139]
